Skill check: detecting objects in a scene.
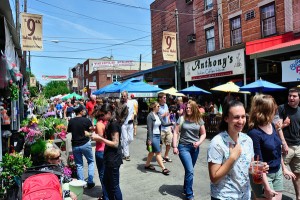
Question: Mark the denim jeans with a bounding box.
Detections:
[95,151,108,200]
[178,143,200,199]
[104,166,123,200]
[72,141,94,184]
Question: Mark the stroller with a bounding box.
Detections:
[20,164,64,200]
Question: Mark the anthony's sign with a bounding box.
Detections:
[282,59,300,82]
[184,49,245,81]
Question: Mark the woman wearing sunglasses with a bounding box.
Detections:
[144,101,173,175]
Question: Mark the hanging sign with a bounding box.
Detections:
[21,13,43,51]
[30,77,36,87]
[162,31,177,61]
[281,59,300,82]
[42,75,67,81]
[72,78,78,87]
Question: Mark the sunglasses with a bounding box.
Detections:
[50,154,61,160]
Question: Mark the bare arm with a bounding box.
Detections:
[172,124,180,154]
[96,122,105,137]
[91,131,119,148]
[208,144,241,184]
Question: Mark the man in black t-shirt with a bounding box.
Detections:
[67,105,95,189]
[278,87,300,199]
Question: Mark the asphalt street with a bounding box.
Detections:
[82,125,296,200]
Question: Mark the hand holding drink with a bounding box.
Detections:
[250,161,264,184]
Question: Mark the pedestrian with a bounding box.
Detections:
[67,105,95,189]
[42,147,77,200]
[91,103,123,200]
[130,94,138,136]
[158,92,173,163]
[248,94,295,199]
[278,87,300,200]
[208,100,258,200]
[172,100,206,200]
[86,94,97,120]
[93,107,109,200]
[120,91,134,161]
[145,101,173,175]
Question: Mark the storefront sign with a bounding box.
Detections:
[42,75,67,81]
[30,77,36,87]
[89,82,97,89]
[92,60,134,71]
[21,13,43,51]
[282,59,300,82]
[184,49,245,81]
[162,31,177,61]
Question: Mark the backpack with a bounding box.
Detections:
[22,173,62,200]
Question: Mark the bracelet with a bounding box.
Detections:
[173,147,177,148]
[277,128,282,131]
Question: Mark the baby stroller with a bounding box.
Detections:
[21,164,64,200]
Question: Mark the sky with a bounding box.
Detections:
[11,0,154,85]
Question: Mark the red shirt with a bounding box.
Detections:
[86,100,96,116]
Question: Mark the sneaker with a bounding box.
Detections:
[86,182,95,189]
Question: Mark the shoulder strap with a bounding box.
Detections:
[179,116,184,132]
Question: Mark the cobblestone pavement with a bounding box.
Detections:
[82,125,296,200]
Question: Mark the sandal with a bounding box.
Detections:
[162,168,170,175]
[144,164,156,170]
[163,157,172,162]
[162,158,166,163]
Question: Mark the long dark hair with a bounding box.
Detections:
[219,100,244,132]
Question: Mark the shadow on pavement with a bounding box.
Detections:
[83,185,102,198]
[136,163,163,174]
[158,184,185,199]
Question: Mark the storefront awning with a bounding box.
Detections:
[249,37,300,59]
[121,63,175,80]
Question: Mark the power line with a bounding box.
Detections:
[43,39,150,46]
[33,0,150,33]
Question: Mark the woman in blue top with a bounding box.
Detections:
[248,94,295,200]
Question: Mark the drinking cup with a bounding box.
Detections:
[251,161,264,184]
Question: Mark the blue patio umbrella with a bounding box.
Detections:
[239,78,286,93]
[179,85,211,95]
[93,81,120,95]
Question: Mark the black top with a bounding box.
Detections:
[278,104,300,145]
[104,121,123,168]
[67,117,92,147]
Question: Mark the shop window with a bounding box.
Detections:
[260,3,276,37]
[92,75,96,82]
[205,0,213,10]
[85,64,88,72]
[230,16,242,45]
[112,75,120,82]
[206,27,215,52]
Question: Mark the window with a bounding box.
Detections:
[85,64,88,72]
[230,16,242,45]
[85,78,88,85]
[92,76,96,82]
[261,3,276,37]
[205,0,213,10]
[112,75,120,82]
[206,27,215,52]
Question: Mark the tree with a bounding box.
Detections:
[43,81,69,98]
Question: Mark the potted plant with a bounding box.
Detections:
[33,95,48,114]
[0,153,32,199]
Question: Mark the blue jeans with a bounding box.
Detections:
[178,143,200,199]
[104,166,123,200]
[95,151,108,200]
[72,141,94,184]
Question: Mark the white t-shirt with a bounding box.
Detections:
[153,114,161,135]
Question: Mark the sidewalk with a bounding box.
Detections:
[82,125,296,200]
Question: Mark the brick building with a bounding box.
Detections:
[147,0,300,103]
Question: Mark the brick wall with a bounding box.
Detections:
[294,0,300,33]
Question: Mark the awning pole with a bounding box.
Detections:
[243,56,247,108]
[254,58,258,81]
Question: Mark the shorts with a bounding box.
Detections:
[283,144,300,173]
[161,130,173,146]
[151,134,161,153]
[133,115,138,126]
[250,166,283,198]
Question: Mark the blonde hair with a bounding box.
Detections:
[44,147,60,160]
[185,100,202,123]
[248,94,277,129]
[149,101,159,110]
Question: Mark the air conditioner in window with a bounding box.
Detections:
[187,33,196,43]
[186,0,193,5]
[106,74,111,78]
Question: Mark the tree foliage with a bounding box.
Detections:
[43,81,69,98]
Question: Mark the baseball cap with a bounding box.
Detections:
[130,94,135,98]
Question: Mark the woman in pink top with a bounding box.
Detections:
[93,107,109,200]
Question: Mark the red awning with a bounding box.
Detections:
[248,37,300,59]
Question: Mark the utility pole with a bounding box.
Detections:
[139,54,142,71]
[22,0,28,81]
[175,9,182,90]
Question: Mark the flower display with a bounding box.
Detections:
[63,166,72,178]
[19,117,43,145]
[67,155,77,178]
[55,124,67,140]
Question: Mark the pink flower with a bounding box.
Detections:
[63,166,72,178]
